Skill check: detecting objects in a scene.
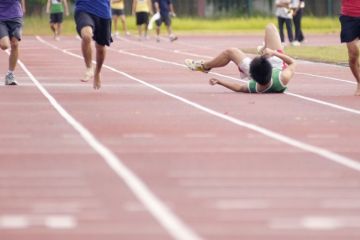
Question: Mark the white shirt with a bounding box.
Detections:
[275,0,293,19]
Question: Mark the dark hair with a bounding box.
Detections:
[249,56,272,85]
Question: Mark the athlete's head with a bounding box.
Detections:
[249,56,272,85]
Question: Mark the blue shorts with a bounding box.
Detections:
[340,15,360,43]
[0,18,22,41]
[156,14,171,27]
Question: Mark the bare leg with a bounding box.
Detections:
[144,24,148,38]
[81,26,93,69]
[137,25,142,39]
[120,15,128,34]
[346,40,360,96]
[9,37,19,71]
[203,48,247,70]
[264,23,283,51]
[57,23,62,39]
[113,15,119,34]
[93,43,106,90]
[80,26,94,82]
[166,25,173,36]
[0,36,10,50]
[156,25,160,40]
[50,23,56,38]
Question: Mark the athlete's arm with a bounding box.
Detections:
[154,1,160,13]
[46,0,50,14]
[209,78,249,93]
[262,48,296,85]
[63,0,69,16]
[21,0,26,14]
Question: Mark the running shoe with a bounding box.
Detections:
[184,59,209,73]
[5,72,18,85]
[170,35,178,42]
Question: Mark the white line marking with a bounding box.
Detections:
[45,215,77,229]
[296,72,356,85]
[18,37,204,240]
[214,199,269,210]
[109,48,360,115]
[116,37,356,85]
[35,36,360,173]
[0,215,29,229]
[270,216,360,230]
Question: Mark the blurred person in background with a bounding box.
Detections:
[275,0,296,46]
[46,0,70,41]
[291,0,305,45]
[154,0,177,42]
[132,0,153,40]
[111,0,130,38]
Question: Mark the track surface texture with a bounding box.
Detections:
[0,33,359,240]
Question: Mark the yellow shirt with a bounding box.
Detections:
[135,0,150,13]
[112,0,124,10]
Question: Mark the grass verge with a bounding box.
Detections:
[24,16,345,65]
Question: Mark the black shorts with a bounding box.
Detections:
[74,11,112,46]
[50,12,64,23]
[136,12,149,25]
[155,14,171,27]
[340,15,360,43]
[0,18,23,41]
[112,9,124,16]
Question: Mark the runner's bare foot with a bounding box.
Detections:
[93,73,101,90]
[355,85,360,96]
[81,67,94,82]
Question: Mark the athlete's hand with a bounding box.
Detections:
[209,78,219,85]
[261,48,275,58]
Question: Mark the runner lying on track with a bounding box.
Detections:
[184,23,296,93]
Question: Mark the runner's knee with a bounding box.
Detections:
[80,27,93,43]
[266,23,277,31]
[0,44,9,50]
[0,37,10,50]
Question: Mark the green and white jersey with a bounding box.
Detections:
[248,68,287,93]
[50,0,63,14]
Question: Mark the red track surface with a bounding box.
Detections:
[0,33,360,240]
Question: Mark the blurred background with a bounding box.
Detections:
[26,0,342,18]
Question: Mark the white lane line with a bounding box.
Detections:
[269,216,360,230]
[213,199,269,210]
[44,215,77,229]
[116,37,356,85]
[36,36,360,173]
[296,72,356,85]
[18,38,203,240]
[0,215,77,230]
[0,215,29,229]
[110,48,360,115]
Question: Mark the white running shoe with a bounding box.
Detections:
[5,72,18,85]
[184,59,210,73]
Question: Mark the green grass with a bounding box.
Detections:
[172,17,340,34]
[24,15,341,35]
[283,45,348,65]
[23,16,345,64]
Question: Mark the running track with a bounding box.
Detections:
[0,33,359,240]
